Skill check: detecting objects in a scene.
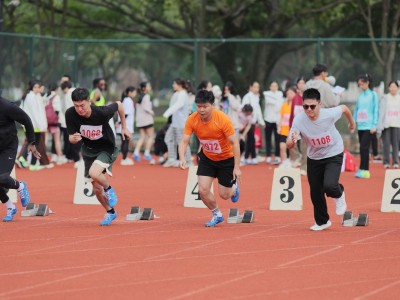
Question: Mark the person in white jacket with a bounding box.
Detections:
[263,81,284,164]
[241,81,265,164]
[18,80,49,170]
[222,81,241,136]
[163,78,192,167]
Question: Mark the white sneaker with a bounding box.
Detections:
[120,158,134,166]
[50,154,58,162]
[278,159,291,169]
[158,157,165,164]
[45,163,55,169]
[310,220,332,231]
[300,169,307,176]
[333,192,347,215]
[271,157,281,165]
[251,158,258,165]
[266,157,271,164]
[56,156,68,165]
[163,159,178,168]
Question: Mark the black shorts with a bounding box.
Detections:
[279,135,287,143]
[137,124,154,130]
[82,146,118,180]
[197,150,235,188]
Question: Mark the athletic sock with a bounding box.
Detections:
[5,200,16,210]
[134,149,139,155]
[144,150,150,155]
[211,207,222,217]
[17,181,24,192]
[107,208,115,214]
[104,186,112,192]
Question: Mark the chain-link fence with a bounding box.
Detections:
[1,33,400,153]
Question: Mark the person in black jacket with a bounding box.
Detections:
[0,96,41,222]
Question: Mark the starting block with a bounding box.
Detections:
[126,206,154,221]
[342,211,368,227]
[227,208,254,224]
[21,203,53,217]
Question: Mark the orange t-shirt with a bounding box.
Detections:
[279,101,291,137]
[184,110,235,161]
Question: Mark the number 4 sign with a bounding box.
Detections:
[270,168,303,210]
[184,166,212,208]
[381,170,400,212]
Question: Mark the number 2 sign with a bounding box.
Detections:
[381,170,400,212]
[270,168,303,210]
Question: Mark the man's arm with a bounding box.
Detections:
[178,134,191,169]
[227,134,242,182]
[340,105,356,133]
[116,101,132,140]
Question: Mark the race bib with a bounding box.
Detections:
[281,113,290,126]
[294,105,303,117]
[308,133,332,148]
[80,125,103,140]
[199,139,222,154]
[357,109,368,122]
[386,109,400,121]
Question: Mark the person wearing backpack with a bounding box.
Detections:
[46,83,67,165]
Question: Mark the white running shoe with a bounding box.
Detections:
[163,159,178,168]
[334,192,347,215]
[56,156,68,165]
[120,158,134,166]
[266,157,271,164]
[310,220,332,231]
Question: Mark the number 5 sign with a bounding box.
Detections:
[270,168,303,210]
[381,170,400,212]
[73,161,99,205]
[184,166,212,208]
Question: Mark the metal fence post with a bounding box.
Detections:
[28,35,34,79]
[73,40,78,84]
[316,37,321,63]
[193,39,199,87]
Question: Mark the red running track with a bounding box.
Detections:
[0,157,399,300]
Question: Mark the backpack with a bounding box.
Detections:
[45,95,59,126]
[344,149,356,172]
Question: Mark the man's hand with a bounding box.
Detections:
[27,144,41,160]
[233,166,242,184]
[179,159,186,170]
[71,132,82,144]
[349,121,356,133]
[370,128,377,134]
[121,128,132,141]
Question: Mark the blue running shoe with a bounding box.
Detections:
[3,208,17,222]
[143,154,153,161]
[355,170,363,178]
[105,186,118,207]
[100,212,117,226]
[18,181,30,207]
[205,215,224,227]
[231,183,240,203]
[133,153,141,162]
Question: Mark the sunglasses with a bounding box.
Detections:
[303,104,317,110]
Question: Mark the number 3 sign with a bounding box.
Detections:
[270,168,303,210]
[381,170,400,212]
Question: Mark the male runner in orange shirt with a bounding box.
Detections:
[178,90,241,227]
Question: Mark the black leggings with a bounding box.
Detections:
[245,124,256,159]
[0,139,20,203]
[119,134,129,159]
[264,121,280,157]
[358,130,372,170]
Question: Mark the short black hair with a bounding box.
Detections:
[62,74,72,81]
[302,88,321,102]
[242,104,253,113]
[195,90,215,104]
[312,64,328,76]
[61,80,72,90]
[72,88,90,102]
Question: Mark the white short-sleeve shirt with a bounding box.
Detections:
[289,107,344,160]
